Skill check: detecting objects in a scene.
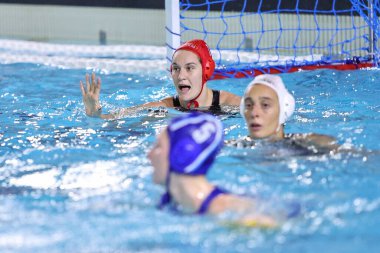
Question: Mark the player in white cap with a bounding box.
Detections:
[239,74,338,152]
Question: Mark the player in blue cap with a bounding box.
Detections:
[148,112,299,227]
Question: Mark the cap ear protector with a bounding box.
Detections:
[171,39,215,85]
[240,74,295,127]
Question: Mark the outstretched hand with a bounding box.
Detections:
[80,73,102,117]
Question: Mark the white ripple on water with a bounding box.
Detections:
[6,159,133,200]
[0,232,66,249]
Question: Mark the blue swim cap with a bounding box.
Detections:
[167,112,224,175]
[158,112,224,210]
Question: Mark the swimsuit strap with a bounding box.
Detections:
[157,171,173,209]
[211,90,220,107]
[197,186,227,214]
[172,95,181,107]
[159,184,227,215]
[172,90,220,109]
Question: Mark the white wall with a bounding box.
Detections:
[0,4,166,45]
[0,3,372,59]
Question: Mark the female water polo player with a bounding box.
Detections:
[234,74,339,153]
[148,112,299,227]
[80,39,241,119]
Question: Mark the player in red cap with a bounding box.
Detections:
[80,39,241,119]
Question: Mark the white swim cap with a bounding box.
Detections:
[240,74,295,126]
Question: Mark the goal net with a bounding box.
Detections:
[166,0,379,79]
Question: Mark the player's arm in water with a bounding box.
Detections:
[79,40,241,120]
[80,73,174,119]
[207,193,279,228]
[288,133,339,153]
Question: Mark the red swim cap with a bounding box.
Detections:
[174,39,215,85]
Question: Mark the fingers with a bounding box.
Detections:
[94,76,101,96]
[82,72,100,95]
[85,73,90,93]
[91,72,96,93]
[80,81,86,97]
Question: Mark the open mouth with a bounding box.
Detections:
[179,85,191,90]
[178,85,191,93]
[250,123,262,131]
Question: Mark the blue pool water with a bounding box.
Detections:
[1,56,380,252]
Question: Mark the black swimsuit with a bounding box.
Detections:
[172,89,221,109]
[225,136,331,156]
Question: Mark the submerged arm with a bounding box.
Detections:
[209,193,279,228]
[290,133,339,153]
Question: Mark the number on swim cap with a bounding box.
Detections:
[192,122,216,144]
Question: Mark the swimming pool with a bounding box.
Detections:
[0,40,379,253]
